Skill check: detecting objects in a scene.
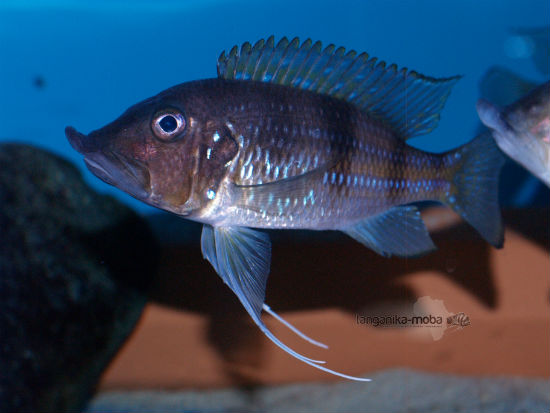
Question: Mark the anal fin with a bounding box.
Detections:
[343,205,436,257]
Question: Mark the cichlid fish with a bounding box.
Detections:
[477,81,550,187]
[66,36,504,381]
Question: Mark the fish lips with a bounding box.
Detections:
[65,126,151,200]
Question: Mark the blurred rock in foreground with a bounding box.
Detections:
[0,144,159,412]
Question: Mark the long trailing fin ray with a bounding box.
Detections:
[343,206,436,257]
[442,133,505,247]
[255,320,371,381]
[263,304,329,349]
[201,225,369,380]
[218,36,460,139]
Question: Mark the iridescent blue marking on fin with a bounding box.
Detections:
[217,36,461,139]
[200,225,370,381]
[343,206,436,257]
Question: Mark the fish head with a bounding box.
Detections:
[477,81,550,185]
[66,82,239,217]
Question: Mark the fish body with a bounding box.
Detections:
[66,37,504,380]
[177,79,452,231]
[477,81,550,187]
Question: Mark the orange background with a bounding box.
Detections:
[99,208,549,389]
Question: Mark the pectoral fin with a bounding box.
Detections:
[201,225,370,381]
[343,206,436,257]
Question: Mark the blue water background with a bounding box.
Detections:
[1,0,548,214]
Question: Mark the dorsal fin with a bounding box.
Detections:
[217,36,461,139]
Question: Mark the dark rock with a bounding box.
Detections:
[0,144,159,412]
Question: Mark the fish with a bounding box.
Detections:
[66,36,504,381]
[477,81,550,187]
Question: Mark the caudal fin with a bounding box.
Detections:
[443,133,505,247]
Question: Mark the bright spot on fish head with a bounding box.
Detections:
[206,189,216,199]
[504,35,535,59]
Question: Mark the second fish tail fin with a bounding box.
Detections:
[442,133,505,248]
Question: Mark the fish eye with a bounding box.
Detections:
[152,109,186,141]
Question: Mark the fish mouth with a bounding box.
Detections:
[84,151,150,199]
[65,126,151,200]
